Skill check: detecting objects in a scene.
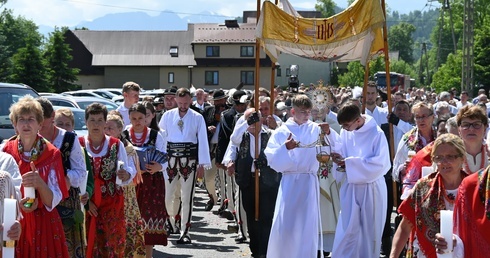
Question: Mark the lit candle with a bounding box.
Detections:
[79,171,88,196]
[439,210,453,257]
[23,187,35,208]
[421,166,433,177]
[115,161,124,185]
[3,198,17,258]
[407,150,416,161]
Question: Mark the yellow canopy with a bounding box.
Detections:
[256,0,385,65]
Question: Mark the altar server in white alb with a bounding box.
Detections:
[326,102,390,258]
[158,87,211,245]
[264,94,328,258]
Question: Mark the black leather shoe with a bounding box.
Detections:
[176,234,192,244]
[227,224,238,233]
[235,236,247,243]
[220,210,235,220]
[204,200,214,211]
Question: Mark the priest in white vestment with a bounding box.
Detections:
[265,95,327,258]
[326,102,390,258]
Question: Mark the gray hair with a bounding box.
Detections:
[446,116,458,132]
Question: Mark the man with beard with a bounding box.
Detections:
[202,89,229,211]
[158,88,210,244]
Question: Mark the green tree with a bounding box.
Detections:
[430,51,462,92]
[44,27,80,92]
[315,0,336,17]
[338,61,365,87]
[10,42,49,92]
[0,0,7,8]
[388,22,416,64]
[0,9,43,81]
[474,24,490,89]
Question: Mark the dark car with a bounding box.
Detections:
[0,83,39,141]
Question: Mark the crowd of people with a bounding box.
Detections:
[0,80,489,258]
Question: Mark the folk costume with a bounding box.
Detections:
[158,107,211,243]
[399,171,466,258]
[122,126,168,247]
[79,135,134,258]
[327,115,390,258]
[3,135,70,258]
[264,118,322,258]
[454,168,490,258]
[52,128,87,258]
[224,117,281,257]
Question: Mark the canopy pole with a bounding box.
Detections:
[254,0,262,221]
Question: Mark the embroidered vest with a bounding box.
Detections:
[235,131,281,189]
[122,128,158,147]
[60,131,76,175]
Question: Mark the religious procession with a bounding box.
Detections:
[0,0,489,257]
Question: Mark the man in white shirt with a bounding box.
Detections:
[115,81,141,127]
[364,82,388,126]
[192,88,210,111]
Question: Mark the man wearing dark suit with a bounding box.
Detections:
[202,89,229,211]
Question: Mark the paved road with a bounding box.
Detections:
[153,187,252,258]
[152,187,398,258]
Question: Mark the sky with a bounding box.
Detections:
[3,0,439,28]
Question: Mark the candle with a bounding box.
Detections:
[115,161,124,185]
[439,210,453,257]
[3,198,17,258]
[79,171,88,196]
[23,187,35,208]
[421,166,434,177]
[407,150,416,161]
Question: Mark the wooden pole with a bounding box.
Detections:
[361,63,370,114]
[270,63,276,112]
[381,0,397,207]
[254,0,261,221]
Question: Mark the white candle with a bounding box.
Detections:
[439,210,453,257]
[115,161,124,185]
[421,166,434,177]
[407,150,416,161]
[3,198,17,258]
[79,171,88,196]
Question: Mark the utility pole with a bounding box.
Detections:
[462,0,475,94]
[435,0,457,69]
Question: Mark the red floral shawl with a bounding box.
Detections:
[2,135,68,242]
[403,142,434,195]
[454,168,490,258]
[398,171,467,258]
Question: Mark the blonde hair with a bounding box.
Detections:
[54,108,74,126]
[9,95,44,124]
[431,133,466,160]
[412,101,433,115]
[106,114,124,130]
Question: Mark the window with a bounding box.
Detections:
[205,71,219,85]
[168,72,174,83]
[206,46,220,57]
[240,46,254,57]
[286,68,291,77]
[276,68,282,77]
[241,71,254,85]
[170,46,178,57]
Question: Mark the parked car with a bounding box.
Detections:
[62,89,118,100]
[0,83,39,141]
[53,106,88,136]
[44,95,119,111]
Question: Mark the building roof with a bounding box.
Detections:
[71,30,196,66]
[191,23,256,44]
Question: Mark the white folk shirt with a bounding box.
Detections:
[365,106,388,126]
[52,128,87,188]
[81,135,135,185]
[158,108,211,168]
[326,115,390,258]
[264,118,322,258]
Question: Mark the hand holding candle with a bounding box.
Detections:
[116,161,124,185]
[439,210,453,257]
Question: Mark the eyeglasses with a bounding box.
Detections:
[414,113,433,121]
[433,154,462,163]
[460,121,484,130]
[341,117,360,130]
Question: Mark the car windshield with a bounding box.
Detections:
[0,87,39,128]
[77,101,118,111]
[72,110,87,131]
